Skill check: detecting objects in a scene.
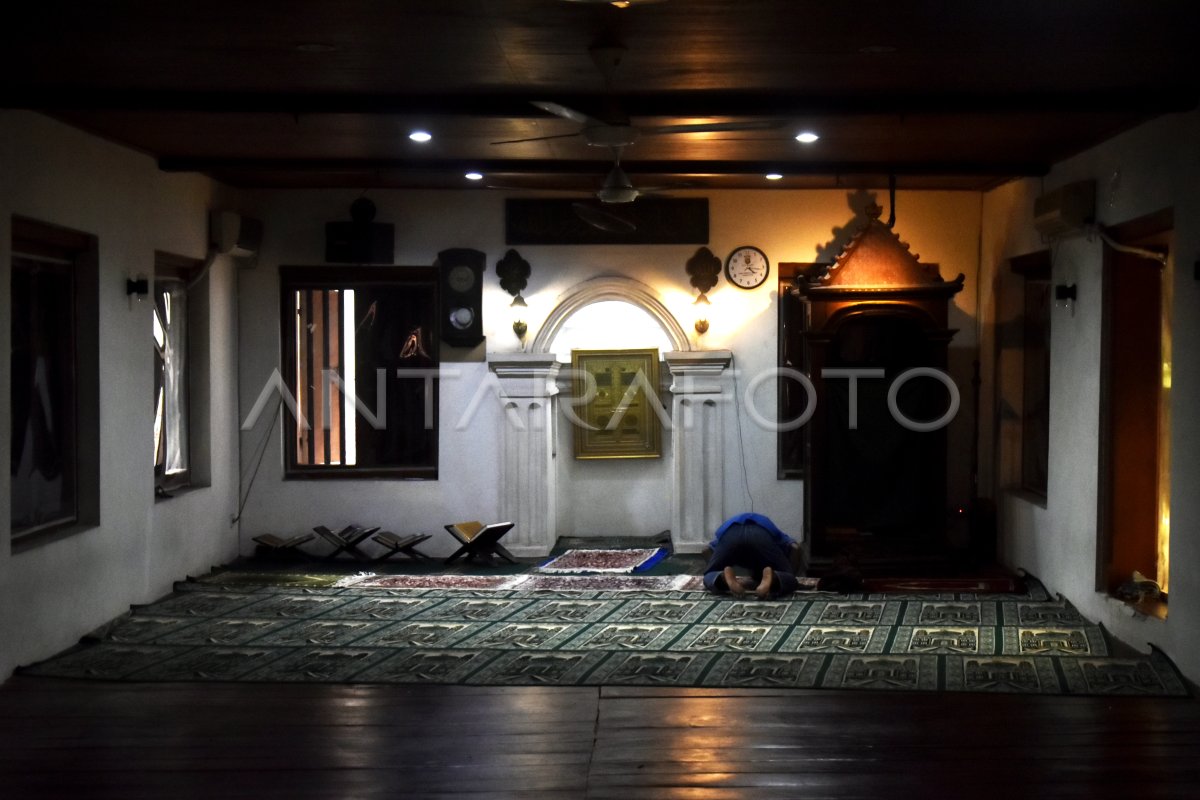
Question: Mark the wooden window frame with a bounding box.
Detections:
[10,216,100,548]
[279,266,440,480]
[153,251,204,493]
[1009,250,1051,499]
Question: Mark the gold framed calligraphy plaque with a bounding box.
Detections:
[570,348,663,460]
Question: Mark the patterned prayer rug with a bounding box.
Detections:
[538,548,668,574]
[334,573,703,591]
[21,576,1189,696]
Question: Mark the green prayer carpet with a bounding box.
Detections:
[20,570,1189,697]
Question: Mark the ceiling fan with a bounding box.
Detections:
[488,147,677,233]
[570,201,637,234]
[488,41,776,231]
[492,39,783,149]
[590,148,677,203]
[492,100,783,149]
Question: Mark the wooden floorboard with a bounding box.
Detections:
[2,677,1199,799]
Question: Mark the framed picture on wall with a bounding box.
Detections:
[570,348,663,460]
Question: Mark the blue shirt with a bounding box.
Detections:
[709,512,794,549]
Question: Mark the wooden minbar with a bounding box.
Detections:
[788,204,964,563]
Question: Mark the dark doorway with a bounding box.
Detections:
[822,314,949,556]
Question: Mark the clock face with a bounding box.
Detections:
[447,264,477,293]
[448,307,475,330]
[725,246,770,289]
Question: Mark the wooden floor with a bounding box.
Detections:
[2,677,1199,799]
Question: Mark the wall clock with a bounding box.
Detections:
[724,245,770,289]
[437,248,485,347]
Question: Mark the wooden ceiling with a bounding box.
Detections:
[2,0,1196,191]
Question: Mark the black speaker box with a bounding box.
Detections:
[325,222,395,264]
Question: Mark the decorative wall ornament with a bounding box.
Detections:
[685,246,721,299]
[685,247,721,335]
[496,249,531,299]
[496,249,533,340]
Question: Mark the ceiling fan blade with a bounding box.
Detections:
[572,202,637,234]
[485,184,588,193]
[639,119,785,135]
[490,132,582,145]
[531,101,604,127]
[620,178,693,196]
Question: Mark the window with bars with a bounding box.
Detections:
[280,267,439,478]
[153,252,202,491]
[153,278,189,484]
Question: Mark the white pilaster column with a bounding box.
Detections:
[665,350,733,553]
[488,353,560,557]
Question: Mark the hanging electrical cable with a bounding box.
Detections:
[1090,225,1168,265]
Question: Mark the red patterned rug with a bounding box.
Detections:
[334,573,704,591]
[334,574,523,590]
[537,548,667,574]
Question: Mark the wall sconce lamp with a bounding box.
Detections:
[1055,283,1077,316]
[126,276,149,310]
[686,247,721,335]
[496,249,532,340]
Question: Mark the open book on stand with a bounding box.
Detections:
[444,521,516,564]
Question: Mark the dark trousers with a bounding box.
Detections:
[702,522,799,595]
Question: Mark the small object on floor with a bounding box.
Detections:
[371,531,433,562]
[444,520,516,564]
[313,525,380,561]
[1114,570,1162,603]
[861,576,1022,594]
[251,533,315,557]
[538,548,667,574]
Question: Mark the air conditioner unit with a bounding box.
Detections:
[1033,180,1095,237]
[209,210,263,258]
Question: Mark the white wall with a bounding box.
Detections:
[0,111,241,677]
[235,188,981,553]
[979,109,1200,683]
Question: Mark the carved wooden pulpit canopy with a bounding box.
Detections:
[791,204,965,561]
[795,202,965,322]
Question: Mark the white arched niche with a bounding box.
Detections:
[534,276,686,541]
[532,275,690,357]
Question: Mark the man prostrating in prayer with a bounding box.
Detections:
[701,513,806,600]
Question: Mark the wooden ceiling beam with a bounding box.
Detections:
[9,88,1194,116]
[158,156,1049,178]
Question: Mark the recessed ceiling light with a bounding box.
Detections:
[465,172,484,181]
[765,173,784,181]
[795,131,820,144]
[408,130,433,143]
